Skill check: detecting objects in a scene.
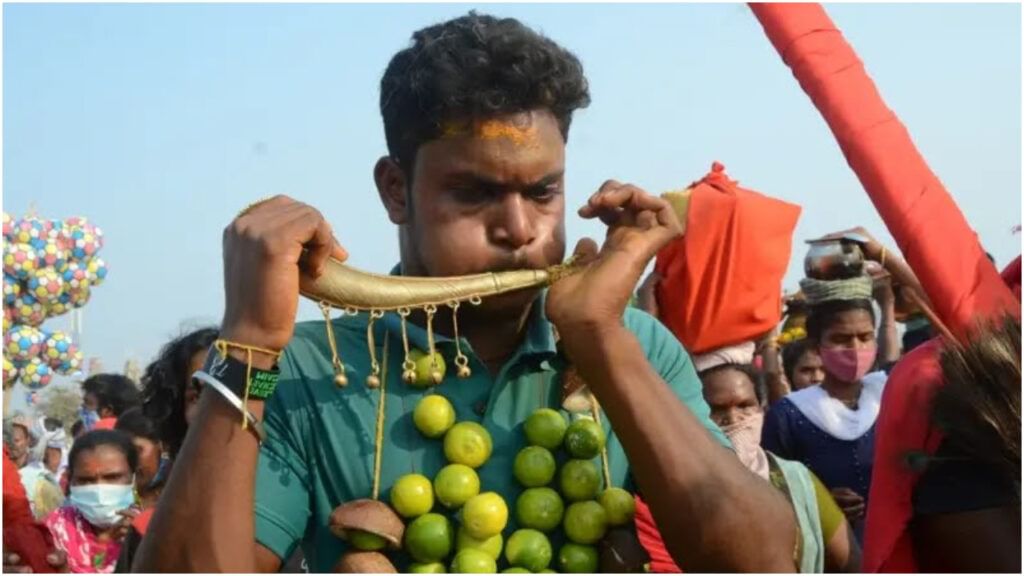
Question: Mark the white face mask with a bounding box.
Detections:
[719,412,770,481]
[69,482,136,528]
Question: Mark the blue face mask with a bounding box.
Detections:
[78,408,100,430]
[69,483,136,528]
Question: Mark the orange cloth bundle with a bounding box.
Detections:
[654,162,801,355]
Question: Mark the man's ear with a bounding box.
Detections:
[375,156,410,225]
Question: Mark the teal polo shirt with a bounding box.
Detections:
[253,292,728,572]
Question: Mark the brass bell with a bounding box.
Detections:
[456,365,472,379]
[366,374,381,388]
[334,372,349,388]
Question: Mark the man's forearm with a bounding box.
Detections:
[134,391,266,572]
[561,323,797,572]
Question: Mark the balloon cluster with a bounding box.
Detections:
[3,212,107,390]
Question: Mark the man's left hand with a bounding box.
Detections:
[546,181,681,340]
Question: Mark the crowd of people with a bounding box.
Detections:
[3,8,1021,574]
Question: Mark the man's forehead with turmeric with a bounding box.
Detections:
[440,113,543,148]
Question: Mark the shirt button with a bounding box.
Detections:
[473,401,487,416]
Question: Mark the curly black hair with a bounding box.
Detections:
[380,11,591,174]
[81,373,141,418]
[141,327,218,458]
[806,299,876,342]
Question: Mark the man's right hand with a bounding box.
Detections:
[220,196,347,366]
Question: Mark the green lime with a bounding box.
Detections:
[598,487,636,526]
[563,501,608,545]
[524,408,568,450]
[404,513,454,563]
[415,395,456,439]
[409,561,448,573]
[516,487,564,533]
[513,446,556,488]
[444,422,493,469]
[563,417,605,460]
[410,349,447,388]
[558,543,599,573]
[450,549,497,573]
[501,569,530,574]
[348,529,388,551]
[455,527,503,560]
[434,464,481,509]
[460,492,509,540]
[390,473,435,518]
[505,529,552,572]
[558,459,601,502]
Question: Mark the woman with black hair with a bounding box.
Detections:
[113,409,166,510]
[139,327,218,458]
[42,430,138,574]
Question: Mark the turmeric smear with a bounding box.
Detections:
[441,119,539,147]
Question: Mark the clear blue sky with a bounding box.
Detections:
[3,3,1020,408]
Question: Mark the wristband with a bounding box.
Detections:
[203,345,281,401]
[193,371,266,444]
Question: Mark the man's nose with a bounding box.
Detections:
[490,194,536,250]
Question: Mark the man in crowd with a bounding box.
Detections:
[137,11,798,573]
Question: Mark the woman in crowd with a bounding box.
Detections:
[782,339,825,392]
[43,430,138,574]
[701,362,861,572]
[114,409,167,510]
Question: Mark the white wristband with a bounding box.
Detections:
[193,370,267,445]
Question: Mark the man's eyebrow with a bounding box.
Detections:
[445,170,565,190]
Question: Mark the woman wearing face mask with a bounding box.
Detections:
[762,283,884,542]
[702,363,861,572]
[43,430,138,574]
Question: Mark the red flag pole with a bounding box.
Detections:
[749,3,1018,337]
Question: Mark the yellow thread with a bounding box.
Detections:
[212,339,281,430]
[372,335,389,500]
[590,394,613,489]
[213,339,282,360]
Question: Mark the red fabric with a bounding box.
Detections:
[132,508,155,535]
[1000,256,1021,300]
[861,340,944,573]
[654,162,801,355]
[634,496,682,572]
[749,3,1019,339]
[3,447,56,573]
[93,417,117,430]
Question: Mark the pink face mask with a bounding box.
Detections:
[820,344,877,383]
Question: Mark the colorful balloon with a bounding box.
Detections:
[68,284,91,309]
[46,292,75,317]
[11,293,47,326]
[11,217,52,250]
[84,257,109,286]
[37,239,70,272]
[3,242,39,280]
[55,348,83,376]
[27,268,65,304]
[3,274,21,305]
[69,224,103,261]
[61,261,90,290]
[5,324,44,362]
[2,355,18,388]
[20,356,53,390]
[42,331,75,368]
[2,213,13,241]
[3,306,12,334]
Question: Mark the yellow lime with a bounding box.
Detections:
[598,487,636,526]
[444,422,493,469]
[450,549,497,573]
[390,473,434,518]
[460,492,508,540]
[557,543,599,573]
[501,569,530,574]
[415,395,456,439]
[404,512,454,563]
[558,459,601,502]
[410,349,447,388]
[505,529,552,572]
[348,529,387,551]
[455,527,503,560]
[513,446,556,488]
[515,487,564,533]
[434,464,481,509]
[563,417,605,460]
[563,501,608,545]
[524,408,568,450]
[409,561,448,573]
